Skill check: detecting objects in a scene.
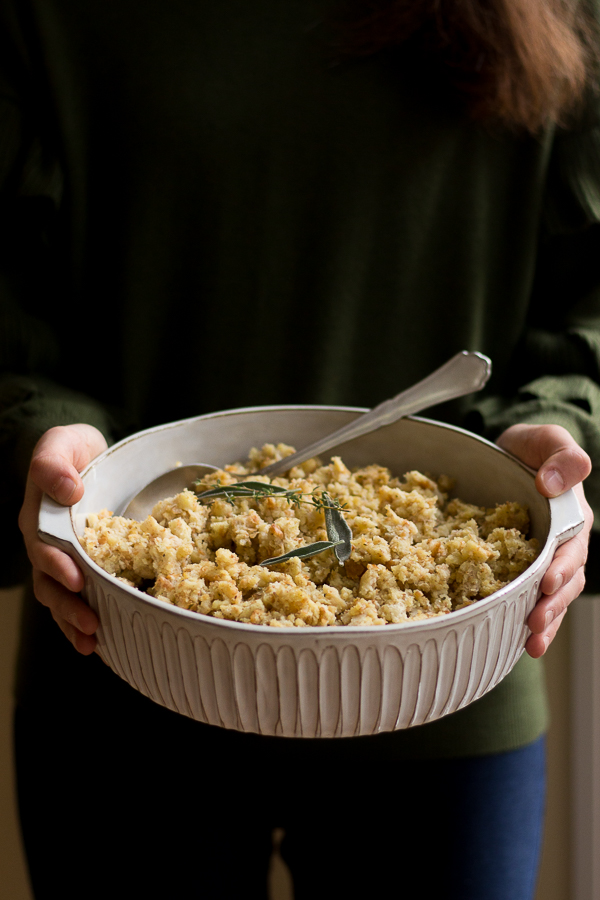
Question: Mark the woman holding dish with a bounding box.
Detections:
[3,0,600,897]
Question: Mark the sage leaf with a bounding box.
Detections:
[322,492,353,563]
[260,540,343,567]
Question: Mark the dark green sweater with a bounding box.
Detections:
[2,0,600,755]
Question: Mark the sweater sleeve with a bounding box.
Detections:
[0,27,117,585]
[465,107,600,580]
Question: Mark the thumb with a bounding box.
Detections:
[497,424,591,497]
[28,425,108,506]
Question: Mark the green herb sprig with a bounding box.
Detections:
[194,479,353,566]
[321,491,352,563]
[259,541,344,567]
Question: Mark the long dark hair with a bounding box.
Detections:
[334,0,600,132]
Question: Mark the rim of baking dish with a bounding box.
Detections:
[61,406,560,635]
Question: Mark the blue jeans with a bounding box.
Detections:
[280,735,547,900]
[15,675,546,900]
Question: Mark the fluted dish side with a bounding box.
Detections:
[80,559,538,738]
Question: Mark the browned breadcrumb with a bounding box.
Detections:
[80,443,539,627]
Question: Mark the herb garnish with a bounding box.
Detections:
[259,541,344,567]
[194,479,353,566]
[321,491,352,563]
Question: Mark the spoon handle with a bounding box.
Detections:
[257,351,492,478]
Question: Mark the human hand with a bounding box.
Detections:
[18,424,108,654]
[497,423,593,658]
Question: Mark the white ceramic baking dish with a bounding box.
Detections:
[38,406,583,738]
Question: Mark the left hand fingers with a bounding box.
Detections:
[497,424,593,657]
[539,484,591,595]
[526,483,592,657]
[527,564,586,648]
[526,608,569,659]
[497,423,591,496]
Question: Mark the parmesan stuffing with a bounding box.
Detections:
[80,443,539,627]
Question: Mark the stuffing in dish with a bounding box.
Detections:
[79,443,539,627]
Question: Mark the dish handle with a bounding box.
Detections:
[38,494,80,559]
[548,489,585,550]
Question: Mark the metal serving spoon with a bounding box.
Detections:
[122,350,491,520]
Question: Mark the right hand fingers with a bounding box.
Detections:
[34,570,98,655]
[26,532,86,593]
[23,486,101,652]
[19,424,108,652]
[19,424,107,589]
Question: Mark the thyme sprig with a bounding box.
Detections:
[194,479,347,511]
[194,480,290,502]
[194,479,353,566]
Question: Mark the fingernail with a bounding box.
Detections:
[53,476,76,504]
[67,611,81,632]
[544,610,555,629]
[542,468,565,496]
[551,572,564,594]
